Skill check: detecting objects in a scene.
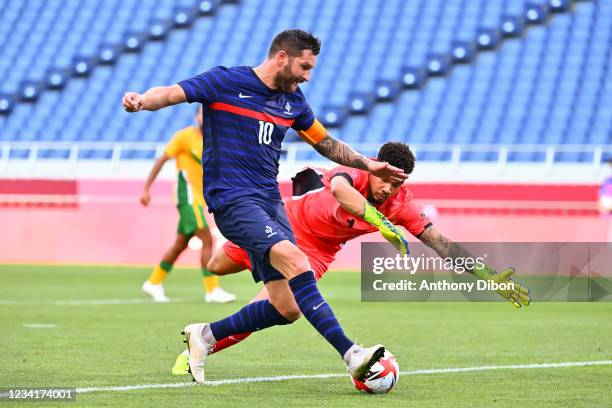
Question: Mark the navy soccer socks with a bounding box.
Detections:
[209,300,291,341]
[289,271,354,357]
[207,272,354,358]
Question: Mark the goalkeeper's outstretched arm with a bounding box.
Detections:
[418,226,531,308]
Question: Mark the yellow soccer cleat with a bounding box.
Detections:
[171,350,189,375]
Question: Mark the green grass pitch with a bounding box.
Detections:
[1,264,611,407]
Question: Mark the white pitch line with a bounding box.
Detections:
[54,297,197,306]
[22,323,58,328]
[76,360,612,394]
[0,297,198,306]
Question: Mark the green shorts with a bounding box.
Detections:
[177,204,208,236]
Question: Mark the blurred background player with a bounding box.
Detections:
[140,107,236,304]
[172,141,530,373]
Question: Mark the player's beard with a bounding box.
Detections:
[368,186,390,205]
[367,190,384,205]
[274,64,301,93]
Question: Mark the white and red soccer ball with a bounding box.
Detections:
[351,350,399,394]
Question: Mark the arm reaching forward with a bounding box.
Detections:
[313,135,408,183]
[418,226,531,308]
[123,85,187,112]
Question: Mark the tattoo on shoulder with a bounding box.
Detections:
[313,135,369,170]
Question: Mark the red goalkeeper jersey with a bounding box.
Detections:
[224,165,432,279]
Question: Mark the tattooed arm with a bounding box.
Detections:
[417,226,474,265]
[418,225,531,307]
[312,135,408,181]
[312,134,370,169]
[418,225,489,277]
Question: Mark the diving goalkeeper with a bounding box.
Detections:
[172,141,530,373]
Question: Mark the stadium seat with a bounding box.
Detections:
[19,81,43,102]
[426,54,452,76]
[0,0,608,164]
[46,69,70,90]
[525,3,550,25]
[451,41,477,64]
[548,0,572,13]
[400,67,427,89]
[476,28,502,50]
[172,7,197,28]
[374,80,402,102]
[348,93,375,115]
[0,94,15,115]
[123,32,146,53]
[72,57,95,77]
[197,0,220,16]
[319,106,349,128]
[148,20,172,40]
[500,15,526,38]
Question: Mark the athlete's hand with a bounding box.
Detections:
[363,202,409,255]
[491,268,531,308]
[140,190,151,206]
[367,161,408,184]
[474,265,531,308]
[378,221,410,255]
[123,92,144,112]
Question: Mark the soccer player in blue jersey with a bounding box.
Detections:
[122,29,408,384]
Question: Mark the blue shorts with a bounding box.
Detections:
[213,196,295,283]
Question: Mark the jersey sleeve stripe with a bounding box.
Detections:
[209,102,295,127]
[329,172,354,186]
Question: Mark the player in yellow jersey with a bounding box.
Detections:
[140,108,236,303]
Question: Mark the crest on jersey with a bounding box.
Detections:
[284,102,292,115]
[265,225,277,238]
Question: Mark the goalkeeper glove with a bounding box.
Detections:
[473,265,531,308]
[363,202,409,255]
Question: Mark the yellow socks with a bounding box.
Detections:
[149,264,218,293]
[202,269,219,294]
[148,261,173,284]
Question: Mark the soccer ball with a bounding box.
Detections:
[351,350,399,394]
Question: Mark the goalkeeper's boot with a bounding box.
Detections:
[142,281,169,303]
[182,323,214,383]
[205,287,237,304]
[345,344,386,381]
[171,350,189,375]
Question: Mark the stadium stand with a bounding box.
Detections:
[0,0,609,163]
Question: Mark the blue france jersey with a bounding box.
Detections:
[178,66,315,212]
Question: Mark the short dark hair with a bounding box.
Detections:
[377,142,415,175]
[268,29,321,58]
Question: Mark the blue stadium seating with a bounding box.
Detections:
[0,0,609,163]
